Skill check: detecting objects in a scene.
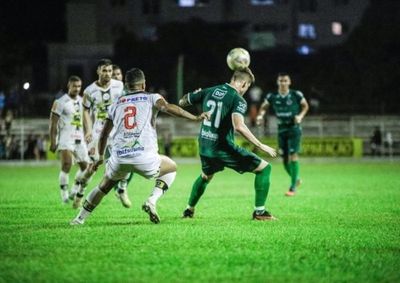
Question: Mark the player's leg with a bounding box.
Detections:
[142,155,177,224]
[225,148,276,220]
[279,131,291,177]
[183,156,219,218]
[71,159,127,225]
[285,128,302,196]
[114,173,133,208]
[253,160,276,220]
[59,150,73,203]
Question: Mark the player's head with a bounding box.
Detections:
[96,58,113,84]
[67,75,82,98]
[277,72,291,91]
[125,68,146,91]
[230,67,255,96]
[112,64,123,81]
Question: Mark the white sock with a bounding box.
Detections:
[148,172,177,205]
[148,188,164,205]
[255,206,265,211]
[59,171,69,190]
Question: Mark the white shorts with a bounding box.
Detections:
[105,154,161,181]
[58,141,90,163]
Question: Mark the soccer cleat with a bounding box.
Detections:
[72,195,83,209]
[182,208,194,218]
[142,201,160,224]
[252,210,277,221]
[115,190,132,208]
[70,217,85,225]
[285,190,296,197]
[60,189,69,204]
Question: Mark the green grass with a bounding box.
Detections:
[0,159,399,283]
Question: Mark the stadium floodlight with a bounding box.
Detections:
[23,82,30,90]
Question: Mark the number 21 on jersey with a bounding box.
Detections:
[203,100,222,128]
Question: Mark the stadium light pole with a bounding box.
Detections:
[176,54,184,102]
[19,82,30,161]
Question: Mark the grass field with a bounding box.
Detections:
[0,158,399,283]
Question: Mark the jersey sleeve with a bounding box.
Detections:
[82,89,92,109]
[151,93,163,106]
[187,88,206,105]
[51,99,63,116]
[295,90,305,103]
[265,93,273,104]
[232,96,247,116]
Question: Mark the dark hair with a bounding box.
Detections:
[97,58,112,69]
[277,72,290,78]
[125,68,145,88]
[232,67,255,84]
[68,75,81,83]
[112,64,121,71]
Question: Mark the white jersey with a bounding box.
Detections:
[83,79,124,141]
[51,94,85,145]
[107,91,162,164]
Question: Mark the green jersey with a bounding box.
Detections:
[265,89,304,130]
[188,83,247,157]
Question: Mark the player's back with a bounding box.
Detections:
[190,83,247,156]
[108,91,162,163]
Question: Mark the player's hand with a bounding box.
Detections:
[197,112,210,121]
[49,143,57,153]
[85,132,93,143]
[258,144,277,157]
[256,115,264,126]
[294,115,303,124]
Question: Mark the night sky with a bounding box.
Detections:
[0,0,66,43]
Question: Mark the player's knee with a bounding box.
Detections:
[61,162,72,172]
[201,173,213,182]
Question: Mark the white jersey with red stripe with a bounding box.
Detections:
[107,91,162,164]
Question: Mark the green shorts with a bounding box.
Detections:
[278,126,302,155]
[200,146,262,175]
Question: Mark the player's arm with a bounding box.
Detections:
[179,88,202,107]
[82,93,93,143]
[294,98,309,124]
[232,113,276,157]
[156,97,209,121]
[49,112,59,153]
[256,101,270,126]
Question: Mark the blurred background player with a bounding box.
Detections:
[74,59,131,209]
[256,73,309,197]
[111,64,134,205]
[179,68,277,221]
[49,76,89,204]
[71,68,208,225]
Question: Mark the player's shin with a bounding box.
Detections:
[70,169,85,199]
[59,171,69,203]
[148,172,176,205]
[72,186,106,223]
[289,161,299,191]
[254,164,272,210]
[188,175,210,207]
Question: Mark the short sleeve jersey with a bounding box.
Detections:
[51,94,84,142]
[83,79,124,138]
[107,91,162,164]
[188,83,247,157]
[265,89,304,129]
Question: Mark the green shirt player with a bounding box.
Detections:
[256,73,309,197]
[179,68,277,220]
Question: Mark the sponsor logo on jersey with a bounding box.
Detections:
[201,129,218,140]
[286,99,292,105]
[118,96,148,104]
[211,88,227,99]
[236,101,247,113]
[116,146,145,157]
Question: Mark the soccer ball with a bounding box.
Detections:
[226,48,251,70]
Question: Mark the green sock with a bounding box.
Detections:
[284,161,291,176]
[289,161,299,190]
[254,164,272,207]
[188,175,209,207]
